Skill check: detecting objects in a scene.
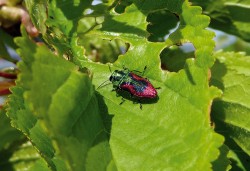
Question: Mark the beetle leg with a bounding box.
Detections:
[115,88,121,96]
[119,97,125,105]
[142,66,147,76]
[130,94,138,104]
[130,94,137,104]
[133,101,138,104]
[115,90,120,97]
[139,100,142,110]
[155,87,161,89]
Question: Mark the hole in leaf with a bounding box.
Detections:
[92,0,102,6]
[83,8,94,15]
[114,1,133,14]
[147,10,179,42]
[160,44,195,72]
[179,42,195,53]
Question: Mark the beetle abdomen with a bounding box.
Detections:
[119,73,157,98]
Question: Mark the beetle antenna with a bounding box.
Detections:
[97,80,112,89]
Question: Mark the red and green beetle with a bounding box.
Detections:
[99,66,159,109]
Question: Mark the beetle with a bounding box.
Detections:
[98,66,159,109]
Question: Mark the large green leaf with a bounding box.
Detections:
[6,27,113,171]
[6,28,57,170]
[7,84,58,170]
[79,1,226,170]
[191,0,250,42]
[211,51,250,170]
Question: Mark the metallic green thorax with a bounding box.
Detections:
[109,69,132,87]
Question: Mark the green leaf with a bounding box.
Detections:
[211,51,250,170]
[132,0,183,13]
[228,147,250,171]
[0,140,50,171]
[0,28,18,50]
[191,0,250,42]
[26,0,81,61]
[12,27,112,171]
[212,145,231,171]
[25,0,48,35]
[28,159,51,171]
[25,0,123,64]
[160,46,194,72]
[80,1,225,170]
[147,10,179,42]
[5,29,57,166]
[7,86,57,170]
[25,0,103,63]
[0,108,23,151]
[0,28,17,62]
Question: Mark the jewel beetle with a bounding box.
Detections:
[98,66,159,109]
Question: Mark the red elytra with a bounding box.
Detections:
[119,73,157,98]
